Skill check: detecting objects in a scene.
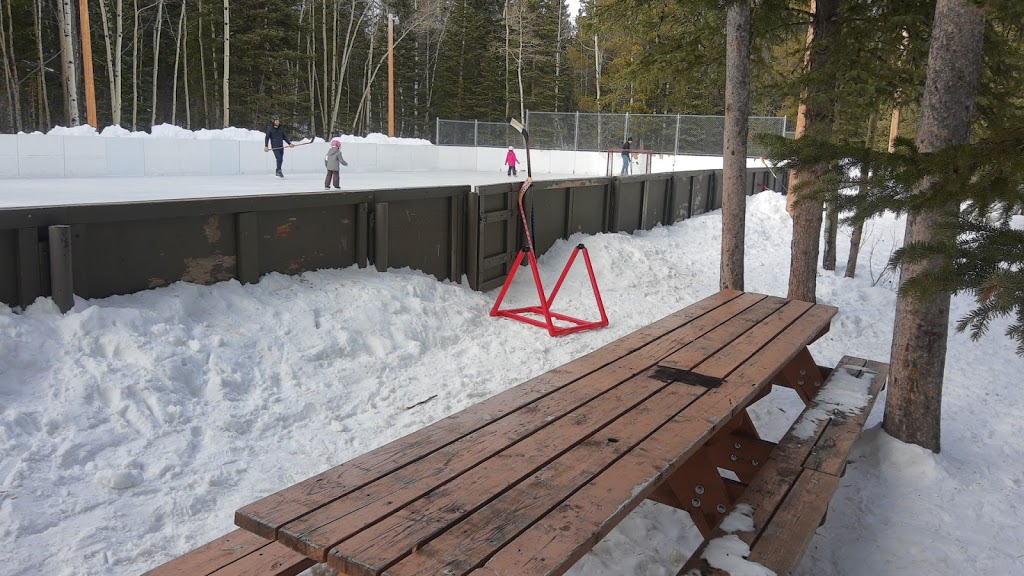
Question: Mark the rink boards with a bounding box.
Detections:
[0,168,787,308]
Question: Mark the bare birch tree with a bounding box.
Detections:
[0,1,14,130]
[98,0,124,125]
[132,0,140,128]
[57,0,82,125]
[327,0,372,135]
[0,0,23,131]
[33,0,52,129]
[720,0,751,291]
[350,7,437,132]
[182,3,190,127]
[150,0,165,127]
[884,0,986,453]
[171,0,186,125]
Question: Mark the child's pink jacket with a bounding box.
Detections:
[505,150,518,165]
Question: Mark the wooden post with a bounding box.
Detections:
[48,225,74,313]
[78,0,98,127]
[387,14,395,138]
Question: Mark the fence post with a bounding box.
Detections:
[526,109,530,129]
[436,117,440,144]
[674,115,681,156]
[624,112,630,141]
[781,115,788,136]
[574,111,579,151]
[474,120,479,146]
[48,225,74,313]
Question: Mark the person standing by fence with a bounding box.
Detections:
[621,137,633,175]
[264,115,293,178]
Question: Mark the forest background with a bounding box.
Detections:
[5,0,1019,143]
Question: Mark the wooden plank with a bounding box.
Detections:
[802,357,888,477]
[282,365,683,562]
[330,296,776,576]
[209,541,315,576]
[286,295,771,563]
[332,376,709,576]
[143,530,275,576]
[470,304,836,576]
[235,290,744,539]
[236,212,259,284]
[658,296,788,372]
[16,227,41,308]
[747,469,840,574]
[679,357,882,575]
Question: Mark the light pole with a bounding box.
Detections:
[79,0,98,127]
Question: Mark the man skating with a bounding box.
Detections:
[264,115,293,177]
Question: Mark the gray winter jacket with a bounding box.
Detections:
[325,147,344,171]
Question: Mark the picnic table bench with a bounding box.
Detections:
[144,289,887,576]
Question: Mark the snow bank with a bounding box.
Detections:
[25,123,432,145]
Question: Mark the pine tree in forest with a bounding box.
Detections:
[433,0,504,121]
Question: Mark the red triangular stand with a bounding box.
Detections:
[490,244,609,337]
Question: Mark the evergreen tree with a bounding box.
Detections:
[433,0,505,120]
[765,0,1024,454]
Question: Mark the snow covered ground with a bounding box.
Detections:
[2,187,1021,576]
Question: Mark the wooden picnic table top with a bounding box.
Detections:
[234,290,837,576]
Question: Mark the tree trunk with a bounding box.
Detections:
[33,0,51,129]
[132,0,139,129]
[328,0,370,135]
[887,29,910,152]
[720,1,751,291]
[222,0,229,127]
[516,5,525,122]
[0,2,14,130]
[554,0,562,110]
[183,7,190,128]
[208,16,220,126]
[198,0,210,126]
[845,110,878,279]
[504,0,510,118]
[786,0,838,303]
[884,0,985,453]
[150,0,164,127]
[172,0,186,125]
[58,0,82,126]
[1,0,23,131]
[823,188,839,271]
[593,34,600,109]
[98,0,120,125]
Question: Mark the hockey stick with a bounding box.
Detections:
[508,117,535,252]
[265,140,315,151]
[759,156,789,194]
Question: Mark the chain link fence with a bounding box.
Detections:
[436,112,787,157]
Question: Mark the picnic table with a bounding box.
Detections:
[226,289,848,576]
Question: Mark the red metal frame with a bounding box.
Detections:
[489,244,609,337]
[489,172,609,337]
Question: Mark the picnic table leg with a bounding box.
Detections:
[769,347,828,404]
[705,429,775,485]
[663,447,732,538]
